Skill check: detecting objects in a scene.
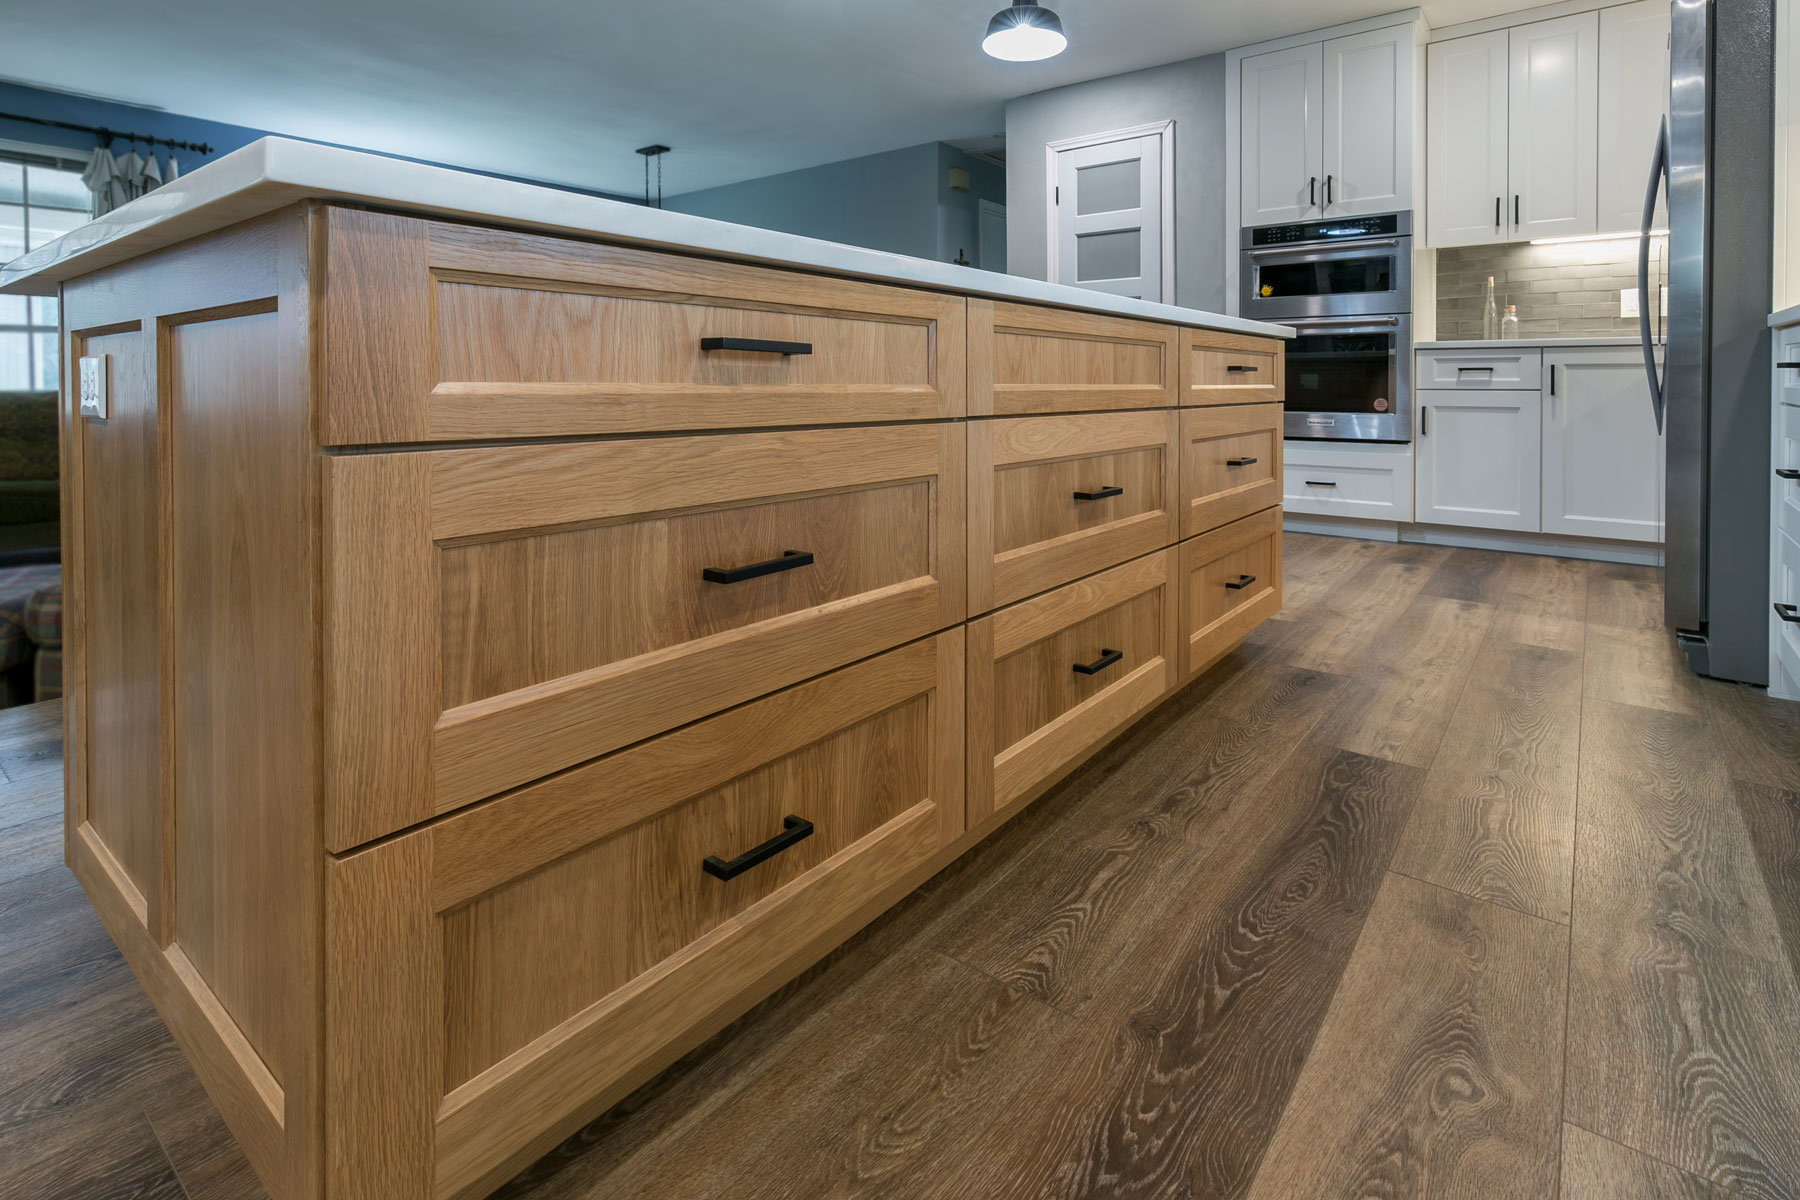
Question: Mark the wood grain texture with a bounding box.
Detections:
[1584,562,1703,715]
[1180,329,1285,407]
[1245,872,1568,1200]
[1566,698,1800,1197]
[1179,401,1283,536]
[1178,505,1283,678]
[1488,552,1587,653]
[321,207,431,444]
[1559,1123,1734,1200]
[1251,542,1450,678]
[1390,639,1583,922]
[1732,781,1800,985]
[971,300,1178,416]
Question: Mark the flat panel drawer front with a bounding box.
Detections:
[970,298,1179,416]
[1180,506,1283,678]
[1777,400,1800,539]
[323,424,966,850]
[1182,330,1286,406]
[1181,403,1283,536]
[1417,348,1543,390]
[338,633,965,1200]
[1281,449,1413,521]
[970,409,1180,613]
[967,549,1178,824]
[322,208,967,443]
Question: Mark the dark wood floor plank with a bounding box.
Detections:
[1566,698,1800,1198]
[1488,553,1587,653]
[1314,594,1495,768]
[1389,639,1582,922]
[142,1069,268,1200]
[1421,546,1514,604]
[921,745,1424,1200]
[1586,561,1664,628]
[1732,780,1800,988]
[1706,682,1800,793]
[1245,872,1567,1199]
[0,1095,189,1200]
[1559,1123,1733,1200]
[1259,545,1453,678]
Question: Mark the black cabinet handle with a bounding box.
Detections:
[1457,365,1495,374]
[1073,485,1124,501]
[1226,456,1259,467]
[1072,648,1124,676]
[1514,194,1520,226]
[703,549,814,584]
[1779,362,1800,369]
[1550,365,1557,396]
[1225,574,1257,590]
[703,815,814,880]
[1776,603,1800,624]
[1303,479,1337,487]
[1325,174,1333,206]
[1421,406,1428,436]
[1777,468,1800,480]
[1310,176,1317,206]
[700,337,813,356]
[1225,365,1260,373]
[1495,197,1502,230]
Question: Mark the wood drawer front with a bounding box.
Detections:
[969,409,1180,613]
[967,550,1178,825]
[1181,403,1283,537]
[1180,506,1283,679]
[323,424,966,850]
[970,298,1179,416]
[1181,329,1285,406]
[1416,348,1542,390]
[329,633,963,1200]
[321,209,967,443]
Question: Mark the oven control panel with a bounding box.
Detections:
[1246,212,1404,247]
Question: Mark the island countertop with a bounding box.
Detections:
[0,137,1290,340]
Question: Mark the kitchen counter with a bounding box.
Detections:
[0,137,1287,341]
[1416,336,1649,349]
[1770,303,1800,328]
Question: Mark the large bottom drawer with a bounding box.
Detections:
[966,549,1178,826]
[1180,506,1283,679]
[1282,441,1414,522]
[326,631,965,1200]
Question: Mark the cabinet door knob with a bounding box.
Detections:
[700,337,813,356]
[1073,485,1124,501]
[1072,648,1124,676]
[1225,574,1258,590]
[703,549,814,584]
[703,815,814,880]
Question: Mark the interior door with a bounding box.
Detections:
[1416,390,1542,532]
[1240,42,1324,225]
[1597,0,1671,233]
[1542,347,1665,541]
[1426,30,1510,247]
[1323,26,1411,217]
[1054,133,1164,301]
[1508,11,1599,240]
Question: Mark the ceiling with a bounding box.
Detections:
[8,0,1536,197]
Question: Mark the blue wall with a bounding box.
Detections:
[934,144,1006,267]
[0,82,640,202]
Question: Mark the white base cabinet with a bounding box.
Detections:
[1542,346,1664,542]
[1771,324,1800,701]
[1416,390,1542,531]
[1283,440,1414,521]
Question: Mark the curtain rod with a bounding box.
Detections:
[0,111,215,155]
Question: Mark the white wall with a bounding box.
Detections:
[1778,0,1800,309]
[1004,54,1230,312]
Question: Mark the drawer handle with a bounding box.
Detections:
[703,815,814,880]
[1226,456,1259,467]
[702,549,814,584]
[1456,366,1495,374]
[1777,603,1800,624]
[1072,648,1124,676]
[1778,362,1800,369]
[1303,480,1337,487]
[1225,365,1260,373]
[700,337,814,356]
[1777,468,1800,480]
[1225,574,1257,590]
[1073,485,1124,501]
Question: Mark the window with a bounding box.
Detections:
[1,148,90,392]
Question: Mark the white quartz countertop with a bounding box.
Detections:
[0,138,1290,340]
[1770,303,1800,328]
[1416,336,1647,349]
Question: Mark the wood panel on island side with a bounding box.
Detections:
[2,538,1797,1200]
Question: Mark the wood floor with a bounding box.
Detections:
[3,534,1798,1200]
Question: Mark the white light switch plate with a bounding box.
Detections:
[78,355,107,420]
[1620,288,1639,318]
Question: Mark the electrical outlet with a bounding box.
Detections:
[1620,288,1639,318]
[78,355,107,420]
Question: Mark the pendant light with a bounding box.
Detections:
[982,0,1067,61]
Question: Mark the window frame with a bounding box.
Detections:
[0,138,92,392]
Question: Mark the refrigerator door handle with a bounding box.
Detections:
[1639,115,1670,434]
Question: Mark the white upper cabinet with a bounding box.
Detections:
[1426,31,1510,247]
[1322,26,1414,217]
[1508,12,1599,240]
[1240,43,1324,225]
[1597,0,1671,233]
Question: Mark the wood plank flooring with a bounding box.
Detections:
[2,535,1797,1200]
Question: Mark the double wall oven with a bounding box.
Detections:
[1240,212,1413,442]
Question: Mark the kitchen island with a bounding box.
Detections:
[0,138,1290,1200]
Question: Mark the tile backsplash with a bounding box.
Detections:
[1436,238,1668,339]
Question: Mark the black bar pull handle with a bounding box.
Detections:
[1550,365,1558,396]
[1310,176,1317,206]
[1776,468,1800,480]
[1226,456,1259,467]
[1514,194,1520,226]
[1225,574,1257,590]
[1776,603,1800,624]
[700,337,813,356]
[1073,485,1124,501]
[703,549,814,584]
[1325,174,1333,206]
[1457,365,1495,374]
[1303,479,1337,487]
[703,815,814,880]
[1495,197,1501,229]
[1072,648,1124,676]
[1778,361,1800,369]
[1225,364,1260,373]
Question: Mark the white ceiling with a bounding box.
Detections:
[8,0,1535,196]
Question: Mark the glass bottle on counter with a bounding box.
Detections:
[1500,304,1519,340]
[1482,276,1500,340]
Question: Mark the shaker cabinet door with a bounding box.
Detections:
[1542,348,1664,542]
[1597,0,1671,233]
[1426,31,1510,248]
[1240,42,1325,226]
[1508,12,1599,240]
[1322,26,1412,218]
[1415,390,1542,532]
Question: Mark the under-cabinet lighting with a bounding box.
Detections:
[1529,229,1668,245]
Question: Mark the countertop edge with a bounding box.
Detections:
[0,137,1291,339]
[1769,303,1800,329]
[1415,336,1652,349]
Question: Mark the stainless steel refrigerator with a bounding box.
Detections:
[1639,0,1775,684]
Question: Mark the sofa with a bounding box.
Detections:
[0,564,61,706]
[0,390,62,707]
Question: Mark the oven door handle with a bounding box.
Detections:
[1289,315,1403,330]
[1245,239,1401,258]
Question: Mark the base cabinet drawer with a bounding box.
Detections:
[328,631,965,1200]
[1282,443,1414,522]
[1181,329,1285,406]
[1180,506,1283,679]
[970,299,1179,415]
[324,423,966,849]
[967,550,1178,825]
[969,409,1179,612]
[1417,347,1543,390]
[1778,401,1800,540]
[1181,403,1283,536]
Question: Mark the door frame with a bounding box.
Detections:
[1044,120,1176,304]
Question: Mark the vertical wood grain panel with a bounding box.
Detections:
[322,208,431,445]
